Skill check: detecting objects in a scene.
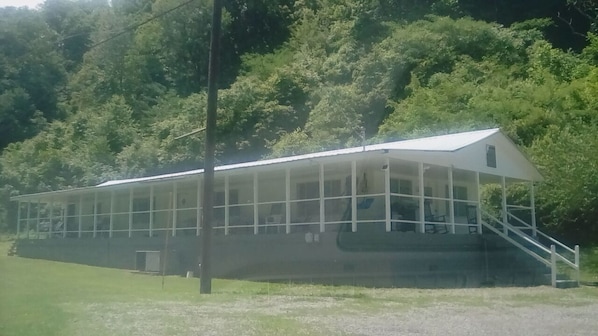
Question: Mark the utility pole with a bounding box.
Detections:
[200,0,223,294]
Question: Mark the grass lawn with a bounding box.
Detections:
[1,237,598,336]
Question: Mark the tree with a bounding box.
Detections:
[0,7,67,148]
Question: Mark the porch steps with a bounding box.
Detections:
[7,240,17,256]
[555,279,579,289]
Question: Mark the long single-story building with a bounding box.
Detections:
[11,128,580,287]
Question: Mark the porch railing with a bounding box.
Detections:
[481,210,579,288]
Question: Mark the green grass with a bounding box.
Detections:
[580,245,598,283]
[2,237,598,336]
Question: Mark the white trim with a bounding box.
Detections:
[418,162,425,233]
[351,161,357,232]
[109,190,115,238]
[149,185,154,237]
[319,163,325,233]
[501,176,508,235]
[384,158,391,232]
[285,168,291,234]
[93,192,98,238]
[172,182,177,237]
[197,176,202,236]
[253,172,258,235]
[128,187,133,238]
[78,195,83,238]
[224,175,229,235]
[448,167,455,234]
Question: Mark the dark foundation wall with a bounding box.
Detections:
[14,232,549,288]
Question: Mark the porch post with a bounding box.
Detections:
[26,201,31,239]
[62,203,67,238]
[285,168,291,234]
[16,201,21,238]
[448,166,455,234]
[149,185,154,237]
[224,175,229,235]
[253,172,258,235]
[418,162,425,233]
[172,182,177,237]
[48,198,53,238]
[78,195,83,238]
[530,181,537,238]
[197,176,202,236]
[384,158,391,232]
[109,190,115,238]
[93,192,98,238]
[351,161,357,232]
[36,200,41,239]
[501,176,508,235]
[319,163,325,233]
[476,172,482,234]
[128,187,133,238]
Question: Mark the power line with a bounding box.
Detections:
[87,0,196,50]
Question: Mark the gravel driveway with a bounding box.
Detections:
[69,287,598,336]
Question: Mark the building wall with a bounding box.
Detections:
[15,232,549,288]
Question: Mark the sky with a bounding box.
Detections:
[1,0,46,8]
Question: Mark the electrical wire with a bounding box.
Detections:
[87,0,197,50]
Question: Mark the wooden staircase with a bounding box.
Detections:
[481,210,579,288]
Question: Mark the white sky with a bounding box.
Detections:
[1,0,46,8]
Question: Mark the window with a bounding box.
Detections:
[324,180,341,197]
[297,181,319,200]
[486,145,497,168]
[445,185,469,217]
[390,179,412,195]
[133,198,150,212]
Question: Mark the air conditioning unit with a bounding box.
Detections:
[135,250,161,272]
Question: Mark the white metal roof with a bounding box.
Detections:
[14,128,528,201]
[98,128,500,187]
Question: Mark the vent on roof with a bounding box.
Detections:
[486,145,497,168]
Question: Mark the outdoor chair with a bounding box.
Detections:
[467,204,479,234]
[424,200,448,234]
[264,203,283,234]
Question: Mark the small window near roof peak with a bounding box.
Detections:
[486,145,497,168]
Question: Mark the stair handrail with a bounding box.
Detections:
[484,209,580,285]
[481,212,550,267]
[507,211,575,255]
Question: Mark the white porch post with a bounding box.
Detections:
[529,181,538,237]
[476,172,482,234]
[351,161,357,232]
[448,167,455,234]
[418,162,425,233]
[501,176,508,234]
[253,172,258,235]
[197,176,202,236]
[319,163,325,233]
[224,175,229,235]
[149,185,154,237]
[26,201,31,239]
[384,158,391,232]
[62,203,67,238]
[109,191,115,238]
[128,187,133,238]
[93,192,98,238]
[172,182,177,237]
[16,201,21,238]
[78,195,83,238]
[48,198,53,238]
[36,200,41,239]
[285,168,291,234]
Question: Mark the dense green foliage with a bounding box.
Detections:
[1,0,597,244]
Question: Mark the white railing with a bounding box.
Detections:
[482,210,579,287]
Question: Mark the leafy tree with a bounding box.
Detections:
[0,7,67,148]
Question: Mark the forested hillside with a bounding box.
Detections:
[1,0,597,244]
